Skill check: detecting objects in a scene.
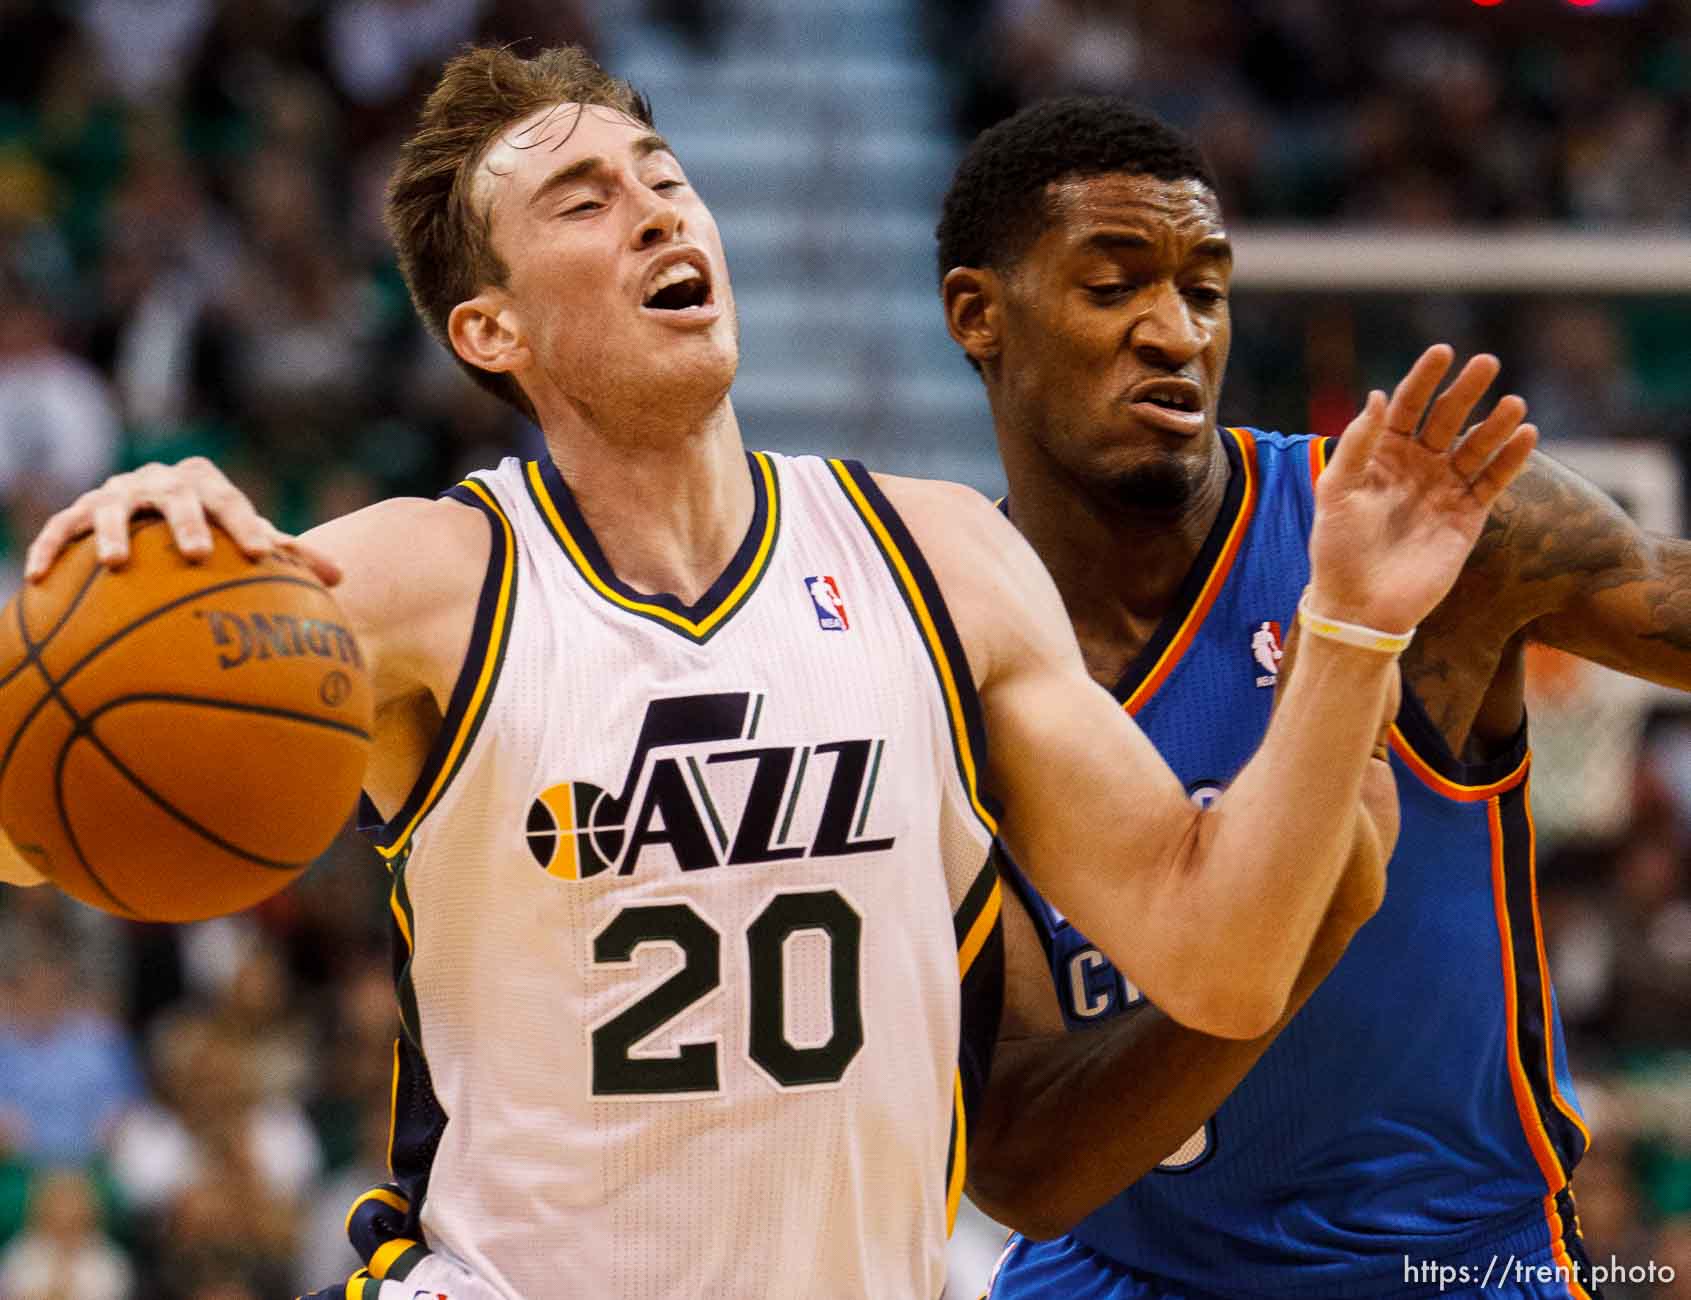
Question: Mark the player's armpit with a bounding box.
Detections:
[969,791,1389,1239]
[1479,453,1691,688]
[878,474,1395,1039]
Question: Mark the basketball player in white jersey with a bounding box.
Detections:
[13,45,1535,1300]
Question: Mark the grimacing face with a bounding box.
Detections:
[465,102,739,420]
[996,173,1233,512]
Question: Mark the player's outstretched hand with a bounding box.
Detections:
[23,457,342,586]
[1306,345,1535,633]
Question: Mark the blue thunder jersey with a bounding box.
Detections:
[992,428,1595,1300]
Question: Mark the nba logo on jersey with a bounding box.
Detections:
[1251,620,1283,687]
[806,575,849,631]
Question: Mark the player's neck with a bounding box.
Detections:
[1006,433,1231,676]
[542,398,754,606]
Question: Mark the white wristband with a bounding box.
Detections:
[1297,590,1415,655]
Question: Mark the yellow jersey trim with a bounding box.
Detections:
[826,460,997,837]
[377,477,518,860]
[524,451,780,641]
[957,876,1002,980]
[946,1069,969,1234]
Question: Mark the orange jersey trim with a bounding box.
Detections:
[1389,727,1530,801]
[1487,797,1568,1195]
[1523,785,1593,1150]
[1123,426,1260,715]
[1544,1192,1596,1299]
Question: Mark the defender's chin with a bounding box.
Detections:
[1106,459,1197,514]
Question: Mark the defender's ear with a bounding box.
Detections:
[448,292,530,377]
[942,265,1006,369]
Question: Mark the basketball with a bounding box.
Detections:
[0,519,373,922]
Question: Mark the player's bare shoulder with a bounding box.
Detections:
[303,494,492,708]
[868,472,1077,689]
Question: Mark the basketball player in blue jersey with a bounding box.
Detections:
[14,49,1532,1299]
[937,97,1691,1300]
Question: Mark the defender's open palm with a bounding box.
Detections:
[1308,345,1536,633]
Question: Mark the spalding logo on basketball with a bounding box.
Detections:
[0,520,373,922]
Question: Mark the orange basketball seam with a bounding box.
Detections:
[63,724,342,872]
[54,573,330,686]
[0,577,105,780]
[0,573,335,785]
[24,628,143,917]
[0,558,104,692]
[2,529,368,923]
[78,693,372,742]
[51,737,142,918]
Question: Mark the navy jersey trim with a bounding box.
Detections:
[1391,681,1530,794]
[1310,430,1538,802]
[1110,427,1258,712]
[954,855,1005,1235]
[826,460,1002,833]
[379,1033,446,1244]
[367,480,517,858]
[993,427,1262,716]
[825,459,1002,1231]
[388,845,421,1047]
[523,450,780,643]
[342,1179,434,1284]
[1493,780,1591,1183]
[956,852,1005,1119]
[1554,1187,1603,1299]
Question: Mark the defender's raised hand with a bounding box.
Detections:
[1307,345,1537,634]
[23,457,342,586]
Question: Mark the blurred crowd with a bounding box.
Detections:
[929,0,1691,450]
[0,833,395,1298]
[0,0,616,593]
[932,0,1691,226]
[3,0,1691,1295]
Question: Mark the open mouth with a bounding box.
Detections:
[1135,386,1200,413]
[642,261,713,312]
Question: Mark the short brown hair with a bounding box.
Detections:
[385,45,653,422]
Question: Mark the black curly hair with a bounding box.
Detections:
[935,97,1218,287]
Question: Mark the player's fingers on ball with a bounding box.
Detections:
[1385,344,1455,435]
[1468,424,1538,504]
[283,536,344,587]
[89,497,137,567]
[159,485,215,560]
[1448,394,1526,480]
[202,489,275,559]
[24,503,94,581]
[127,462,180,506]
[1419,353,1500,453]
[178,454,238,495]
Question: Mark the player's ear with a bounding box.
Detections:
[942,265,1005,369]
[448,292,529,377]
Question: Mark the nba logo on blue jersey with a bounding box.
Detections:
[1251,620,1283,687]
[806,575,849,631]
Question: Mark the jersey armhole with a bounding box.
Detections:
[823,460,1002,836]
[364,480,519,859]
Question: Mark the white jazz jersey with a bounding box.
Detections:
[365,450,1002,1299]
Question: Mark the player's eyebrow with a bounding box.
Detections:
[528,134,675,209]
[1082,232,1233,265]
